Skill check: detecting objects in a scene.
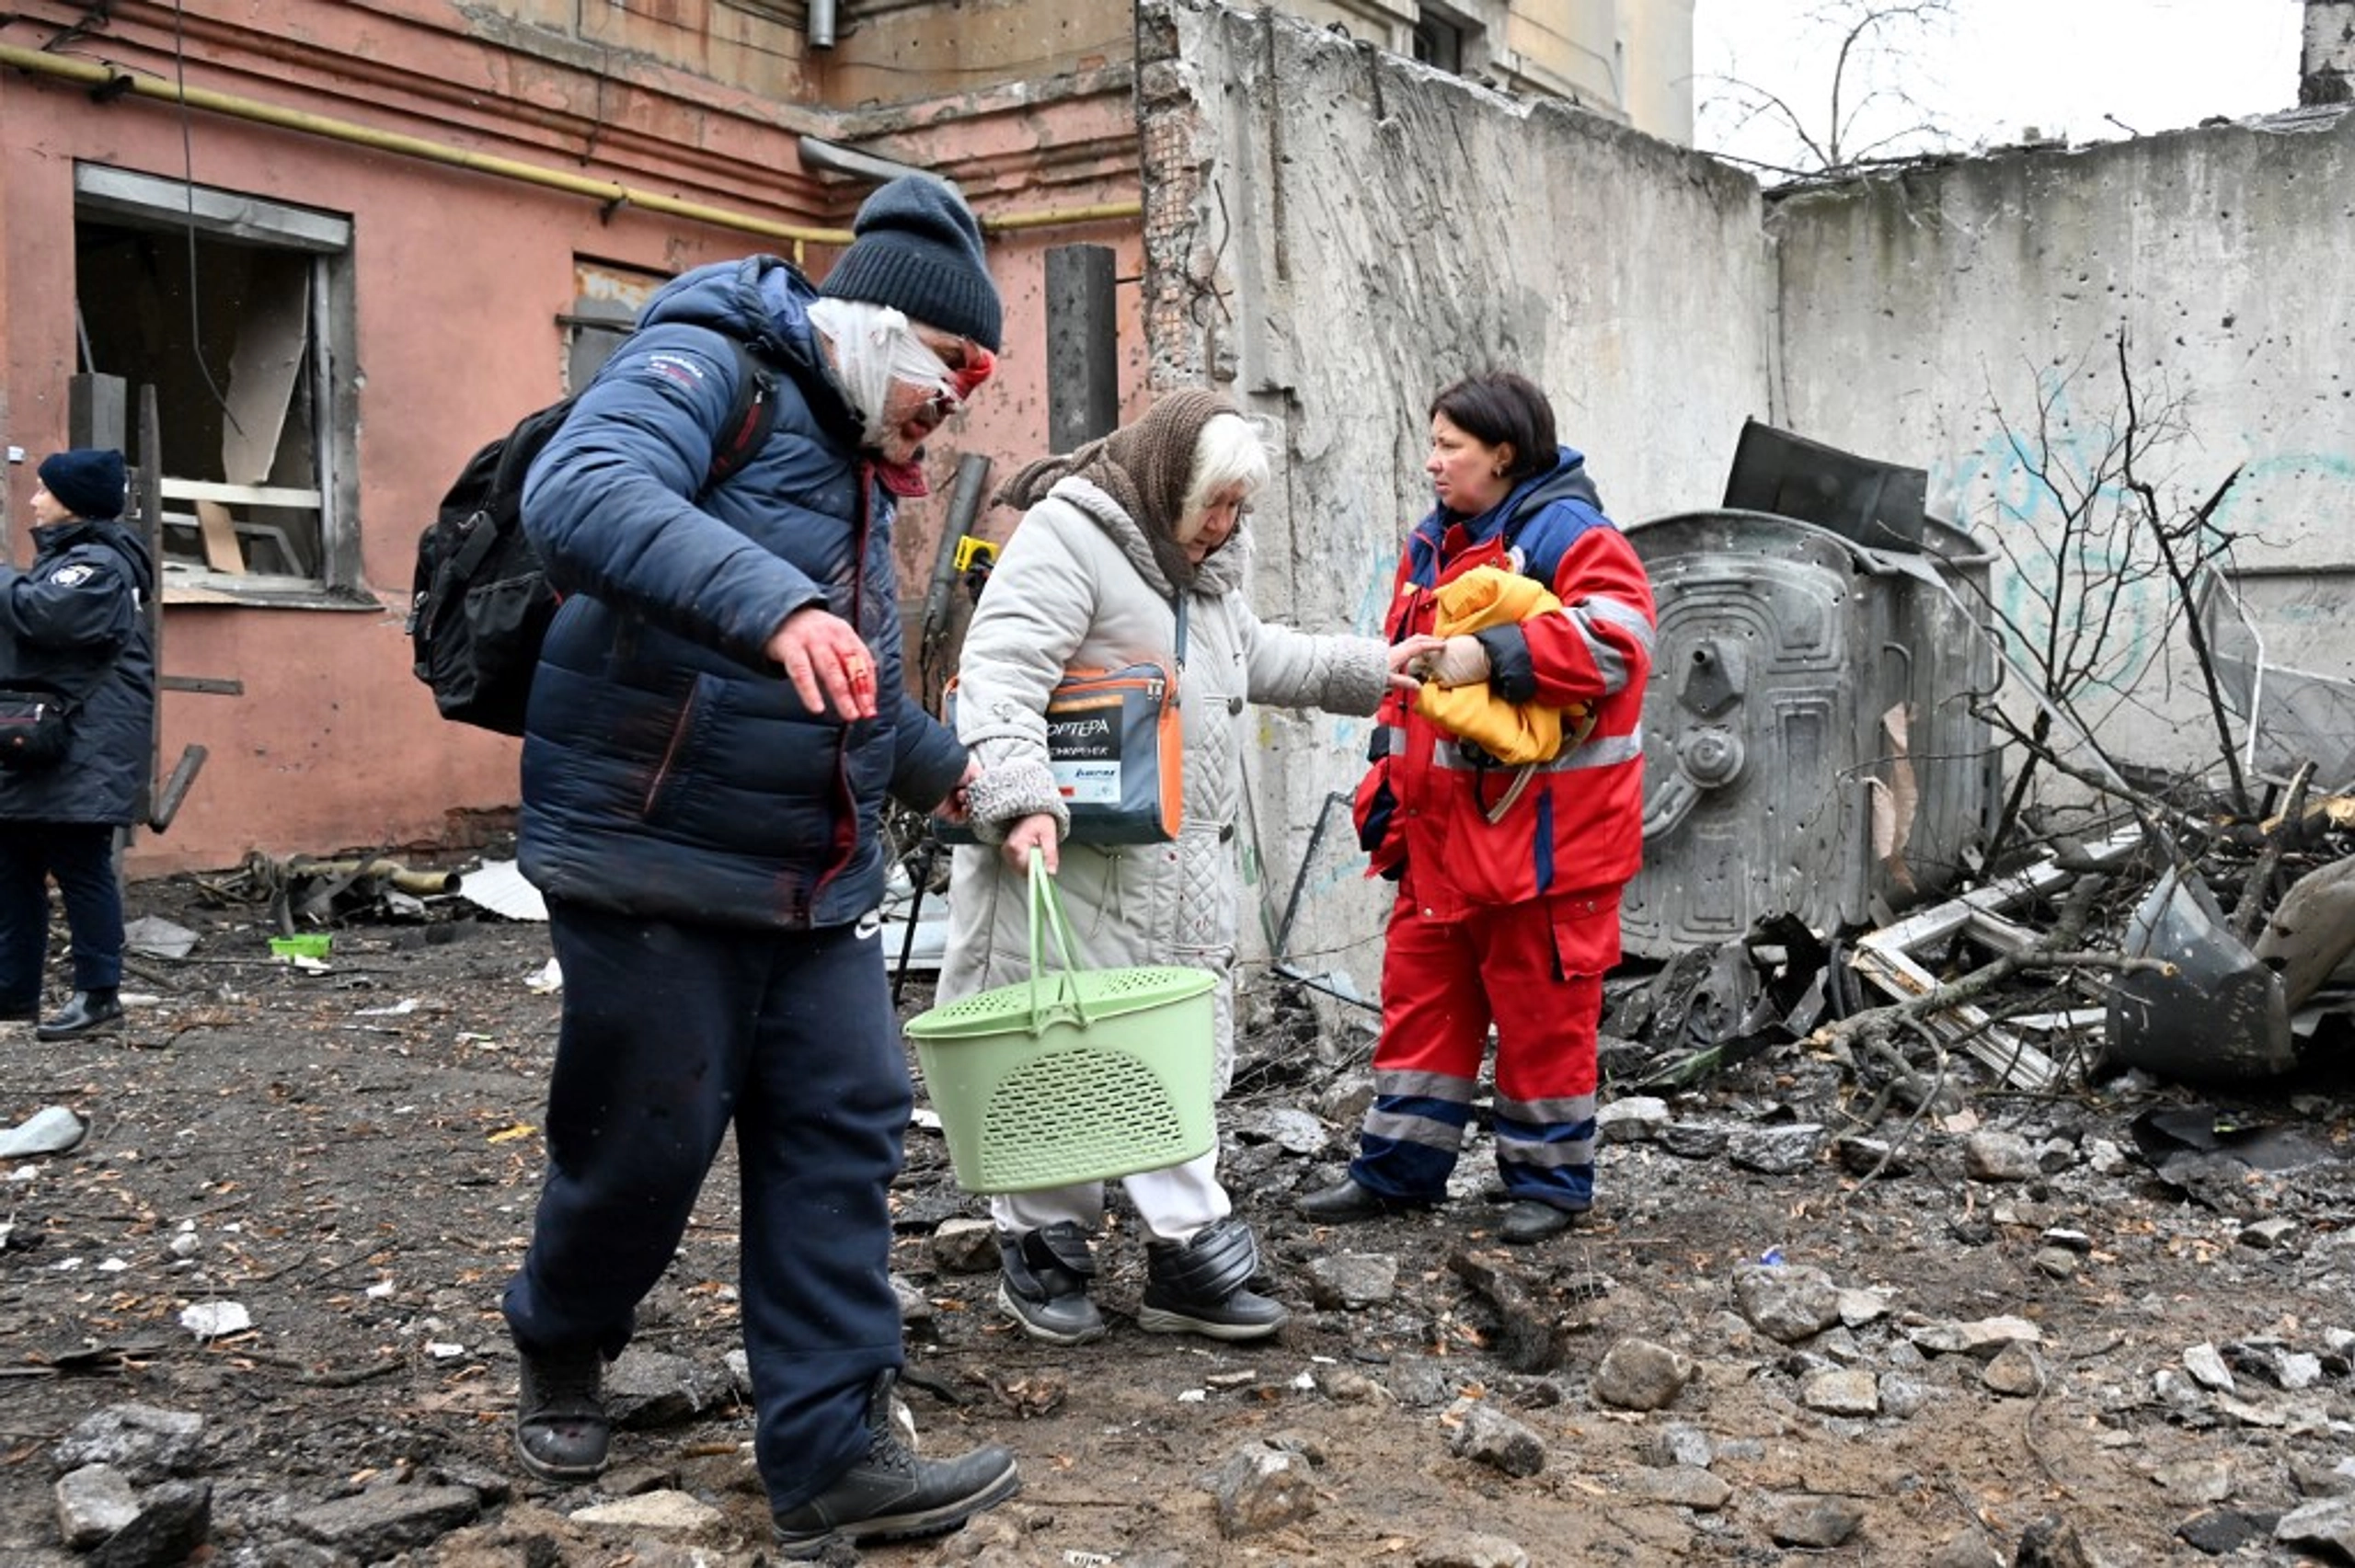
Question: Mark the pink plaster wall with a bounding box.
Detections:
[1,6,1145,876]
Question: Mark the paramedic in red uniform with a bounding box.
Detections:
[1298,370,1657,1245]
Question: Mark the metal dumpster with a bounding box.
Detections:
[1621,509,2000,959]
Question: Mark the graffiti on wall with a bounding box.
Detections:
[1929,354,2352,692]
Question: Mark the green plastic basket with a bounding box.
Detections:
[907,853,1216,1193]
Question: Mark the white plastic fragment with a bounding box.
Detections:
[180,1300,252,1339]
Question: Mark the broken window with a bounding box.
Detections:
[559,257,670,394]
[73,163,358,601]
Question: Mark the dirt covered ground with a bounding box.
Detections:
[4,862,2355,1567]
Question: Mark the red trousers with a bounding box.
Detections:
[1350,887,1619,1207]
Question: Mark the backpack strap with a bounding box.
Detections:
[701,339,777,494]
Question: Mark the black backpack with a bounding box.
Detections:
[408,336,777,735]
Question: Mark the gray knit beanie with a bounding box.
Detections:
[819,176,1003,352]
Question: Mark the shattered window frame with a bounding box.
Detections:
[72,162,362,608]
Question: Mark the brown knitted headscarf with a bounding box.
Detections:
[994,388,1234,589]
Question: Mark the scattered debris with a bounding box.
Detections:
[0,1104,87,1158]
[178,1302,252,1341]
[457,859,547,922]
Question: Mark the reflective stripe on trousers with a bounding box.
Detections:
[1350,889,1608,1209]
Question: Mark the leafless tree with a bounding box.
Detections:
[1959,328,2249,869]
[1696,0,1960,181]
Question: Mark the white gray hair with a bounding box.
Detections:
[1176,413,1273,542]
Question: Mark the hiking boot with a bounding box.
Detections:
[1295,1175,1431,1224]
[1499,1198,1586,1245]
[771,1369,1020,1559]
[512,1341,609,1483]
[997,1221,1107,1345]
[36,989,121,1042]
[1137,1217,1288,1342]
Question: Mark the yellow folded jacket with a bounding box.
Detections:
[1412,566,1591,765]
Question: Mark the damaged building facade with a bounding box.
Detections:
[0,0,1680,876]
[1140,3,2355,985]
[4,0,2349,987]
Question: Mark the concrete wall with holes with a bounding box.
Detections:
[1766,111,2355,788]
[1148,0,2349,985]
[1140,1,1767,994]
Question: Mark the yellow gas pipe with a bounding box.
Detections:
[0,41,1141,247]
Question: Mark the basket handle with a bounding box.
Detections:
[1026,848,1096,1034]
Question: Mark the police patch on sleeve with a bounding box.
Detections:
[48,564,96,587]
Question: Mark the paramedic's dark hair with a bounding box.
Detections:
[1430,372,1557,481]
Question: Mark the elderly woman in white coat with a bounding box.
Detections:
[940,389,1434,1344]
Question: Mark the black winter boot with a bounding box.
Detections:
[997,1221,1107,1345]
[512,1341,609,1483]
[37,989,122,1041]
[1137,1216,1289,1341]
[772,1369,1021,1559]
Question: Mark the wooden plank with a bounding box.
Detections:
[160,478,320,509]
[195,500,246,574]
[223,254,309,485]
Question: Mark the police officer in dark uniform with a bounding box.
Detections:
[1,447,155,1041]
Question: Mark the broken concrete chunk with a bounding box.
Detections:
[1768,1494,1865,1549]
[1878,1372,1933,1418]
[52,1405,205,1485]
[2183,1342,2236,1393]
[1305,1252,1398,1310]
[0,1104,88,1158]
[1732,1262,1843,1344]
[1590,1338,1695,1412]
[1903,1315,2041,1359]
[1962,1130,2038,1182]
[1801,1368,1879,1416]
[55,1464,140,1550]
[293,1485,480,1558]
[1448,1401,1545,1478]
[1726,1122,1825,1174]
[929,1216,999,1275]
[1413,1528,1534,1567]
[1981,1343,2048,1397]
[86,1479,211,1568]
[1835,1287,1895,1328]
[1624,1465,1733,1510]
[1210,1440,1317,1539]
[1232,1104,1328,1154]
[1595,1095,1670,1140]
[1657,1121,1729,1160]
[2276,1494,2355,1560]
[178,1301,250,1341]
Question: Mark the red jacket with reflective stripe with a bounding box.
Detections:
[1354,450,1656,917]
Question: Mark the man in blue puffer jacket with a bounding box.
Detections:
[502,176,1017,1559]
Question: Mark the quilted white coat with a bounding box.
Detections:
[937,477,1390,1092]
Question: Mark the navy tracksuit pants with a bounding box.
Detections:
[0,820,122,1012]
[501,901,910,1513]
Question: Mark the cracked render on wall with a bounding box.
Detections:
[1135,0,1766,985]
